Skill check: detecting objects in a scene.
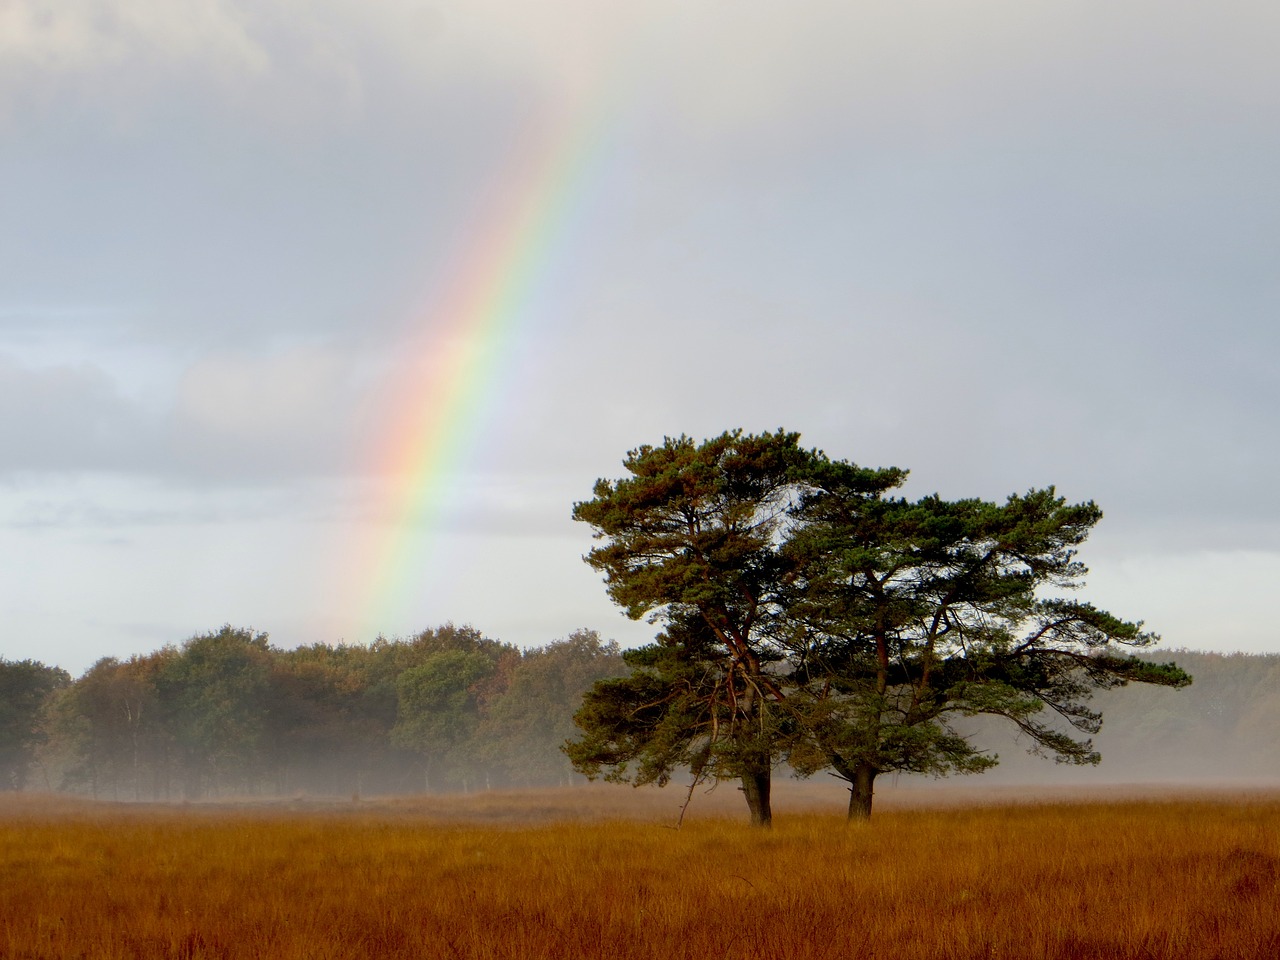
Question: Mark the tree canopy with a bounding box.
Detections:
[570,430,815,825]
[0,658,70,790]
[567,430,1191,822]
[30,624,623,800]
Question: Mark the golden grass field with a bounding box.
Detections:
[2,782,1278,959]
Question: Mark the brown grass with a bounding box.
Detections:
[2,784,1278,959]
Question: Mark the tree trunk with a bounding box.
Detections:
[740,769,773,827]
[847,762,877,821]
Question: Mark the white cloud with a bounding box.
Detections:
[169,343,380,477]
[175,347,342,439]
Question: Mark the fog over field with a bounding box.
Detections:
[2,1,1279,674]
[8,630,1276,805]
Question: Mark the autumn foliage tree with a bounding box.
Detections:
[33,624,625,799]
[479,630,623,786]
[0,658,69,790]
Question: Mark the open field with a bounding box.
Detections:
[3,784,1279,959]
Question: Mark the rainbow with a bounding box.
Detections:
[354,90,618,636]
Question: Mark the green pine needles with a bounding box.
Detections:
[565,430,1191,824]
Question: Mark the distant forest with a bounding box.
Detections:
[0,625,623,799]
[1,636,1277,799]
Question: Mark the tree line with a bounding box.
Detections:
[564,429,1192,824]
[5,639,1275,805]
[0,625,622,800]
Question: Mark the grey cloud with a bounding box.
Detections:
[8,490,255,531]
[2,473,365,541]
[7,2,1277,137]
[0,341,395,482]
[0,354,156,473]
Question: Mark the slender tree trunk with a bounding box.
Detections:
[740,769,772,827]
[847,762,877,821]
[130,719,141,802]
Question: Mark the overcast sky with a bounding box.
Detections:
[2,0,1278,675]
